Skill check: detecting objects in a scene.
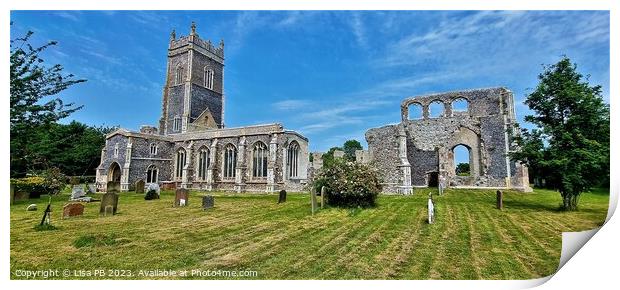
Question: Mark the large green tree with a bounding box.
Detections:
[343,139,363,161]
[512,57,609,211]
[10,28,86,177]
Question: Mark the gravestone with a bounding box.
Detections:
[62,203,84,219]
[147,183,161,196]
[71,185,86,200]
[107,181,121,193]
[496,190,503,210]
[320,186,325,208]
[26,204,37,211]
[86,183,97,194]
[135,180,145,193]
[310,188,317,215]
[202,195,214,210]
[175,188,189,207]
[100,192,119,216]
[427,193,435,224]
[278,190,287,204]
[438,175,446,195]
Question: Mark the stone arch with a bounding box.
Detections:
[108,162,122,183]
[444,127,481,178]
[451,97,469,114]
[407,102,424,120]
[428,100,445,118]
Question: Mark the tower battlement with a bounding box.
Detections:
[168,22,224,64]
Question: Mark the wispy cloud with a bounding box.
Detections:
[349,12,367,48]
[272,99,311,111]
[54,11,81,22]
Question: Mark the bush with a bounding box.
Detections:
[145,189,159,200]
[11,168,67,198]
[312,158,382,208]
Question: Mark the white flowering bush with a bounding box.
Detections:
[312,158,382,207]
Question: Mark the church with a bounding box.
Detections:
[95,23,310,193]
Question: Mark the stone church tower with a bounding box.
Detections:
[159,22,225,135]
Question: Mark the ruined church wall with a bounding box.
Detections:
[365,125,401,192]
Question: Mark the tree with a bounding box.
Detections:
[10,28,86,177]
[321,146,342,168]
[456,163,470,176]
[343,139,363,161]
[512,57,609,211]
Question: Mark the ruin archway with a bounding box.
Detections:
[453,144,471,176]
[108,162,121,183]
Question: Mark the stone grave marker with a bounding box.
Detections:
[175,188,189,207]
[427,193,435,224]
[202,195,214,210]
[147,183,161,196]
[320,186,326,208]
[278,190,287,204]
[71,185,86,200]
[107,181,121,193]
[86,183,97,194]
[135,180,145,193]
[496,190,503,210]
[26,204,37,211]
[100,192,119,216]
[62,203,84,219]
[311,188,317,215]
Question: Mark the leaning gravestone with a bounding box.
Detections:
[175,188,189,207]
[202,195,214,210]
[26,204,37,211]
[71,185,86,200]
[100,192,119,216]
[106,181,121,193]
[135,180,145,193]
[147,183,161,196]
[62,203,84,219]
[86,183,97,194]
[278,190,287,204]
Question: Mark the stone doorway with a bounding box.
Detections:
[108,162,121,183]
[428,172,439,187]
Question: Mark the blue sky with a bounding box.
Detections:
[10,11,610,160]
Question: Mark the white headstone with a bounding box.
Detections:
[427,195,435,224]
[87,183,97,194]
[147,183,160,196]
[71,185,86,200]
[179,199,186,207]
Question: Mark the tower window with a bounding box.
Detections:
[252,142,268,178]
[175,148,186,180]
[146,165,158,183]
[150,143,158,155]
[223,144,237,179]
[287,141,300,178]
[175,66,184,85]
[114,143,119,158]
[204,68,214,89]
[173,117,181,132]
[197,147,210,181]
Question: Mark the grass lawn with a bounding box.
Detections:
[10,187,609,280]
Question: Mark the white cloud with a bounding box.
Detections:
[272,99,311,111]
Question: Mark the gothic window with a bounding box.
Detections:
[287,141,300,178]
[173,116,181,132]
[146,165,158,183]
[150,143,158,155]
[197,147,210,181]
[252,142,268,178]
[175,148,186,180]
[204,67,214,89]
[114,143,119,158]
[175,66,184,85]
[223,144,237,179]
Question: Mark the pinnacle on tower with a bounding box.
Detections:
[190,21,197,36]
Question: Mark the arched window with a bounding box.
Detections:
[223,144,237,179]
[204,67,214,89]
[287,141,300,178]
[252,142,268,178]
[452,98,469,113]
[146,165,158,183]
[114,143,119,157]
[197,147,210,181]
[173,116,182,132]
[408,103,423,120]
[429,101,444,118]
[150,143,158,155]
[453,144,471,176]
[175,148,186,179]
[175,66,184,85]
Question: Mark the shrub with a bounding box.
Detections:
[312,158,382,208]
[11,176,47,198]
[41,167,66,195]
[145,189,159,200]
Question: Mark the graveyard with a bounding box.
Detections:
[10,187,608,280]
